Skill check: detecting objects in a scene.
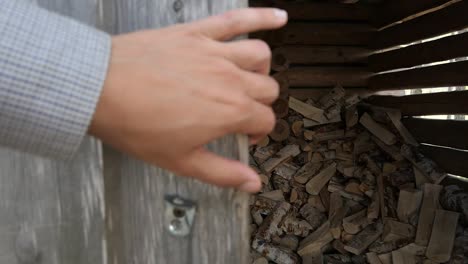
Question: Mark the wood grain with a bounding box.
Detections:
[0,1,105,264]
[370,32,468,72]
[369,61,468,91]
[99,1,250,264]
[402,118,468,150]
[373,1,468,50]
[366,90,468,116]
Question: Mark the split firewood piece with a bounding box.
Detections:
[293,162,322,184]
[360,113,397,145]
[345,94,361,108]
[397,188,423,225]
[279,235,300,251]
[423,259,438,264]
[297,221,333,256]
[251,210,263,226]
[328,178,345,194]
[413,165,430,188]
[366,252,384,264]
[415,183,443,246]
[272,97,289,118]
[303,129,316,140]
[252,257,268,264]
[368,238,412,254]
[344,222,384,255]
[303,113,342,128]
[368,191,380,219]
[360,153,382,175]
[301,249,323,264]
[323,254,354,264]
[289,96,324,121]
[252,196,278,215]
[271,174,291,193]
[254,202,290,242]
[274,162,300,180]
[306,162,337,195]
[377,252,392,264]
[345,180,364,196]
[297,139,313,152]
[340,189,366,202]
[259,190,285,202]
[345,106,359,128]
[292,120,304,137]
[313,130,345,142]
[354,134,375,155]
[401,144,447,184]
[399,243,427,256]
[300,203,327,231]
[269,119,290,142]
[386,110,419,147]
[252,242,300,264]
[318,85,346,109]
[425,209,459,263]
[377,173,386,219]
[262,144,300,173]
[336,148,353,162]
[308,195,326,213]
[343,209,372,235]
[329,192,348,239]
[319,185,331,212]
[256,136,270,148]
[253,144,280,164]
[321,150,336,160]
[382,219,416,242]
[392,248,419,264]
[372,136,404,161]
[324,102,342,120]
[281,214,313,237]
[332,239,348,254]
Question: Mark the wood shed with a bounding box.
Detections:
[0,0,467,264]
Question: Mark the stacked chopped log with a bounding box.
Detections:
[249,88,467,264]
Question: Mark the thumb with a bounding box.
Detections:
[181,148,261,192]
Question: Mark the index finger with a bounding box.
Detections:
[186,8,288,41]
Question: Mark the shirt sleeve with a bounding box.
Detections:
[0,1,111,159]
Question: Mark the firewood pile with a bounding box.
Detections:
[248,87,468,264]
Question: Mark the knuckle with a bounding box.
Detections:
[264,108,276,132]
[251,40,271,61]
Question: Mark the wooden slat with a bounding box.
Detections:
[440,175,468,191]
[272,45,370,71]
[373,1,468,50]
[252,22,375,47]
[373,0,452,27]
[420,144,468,178]
[250,0,373,21]
[369,60,468,91]
[0,1,106,264]
[101,1,250,264]
[370,32,468,72]
[366,90,468,116]
[402,118,468,150]
[288,88,371,101]
[275,67,371,89]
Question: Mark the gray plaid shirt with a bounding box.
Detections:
[0,1,110,158]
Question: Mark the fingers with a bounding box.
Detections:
[237,71,279,105]
[182,148,261,192]
[223,39,271,75]
[187,8,288,40]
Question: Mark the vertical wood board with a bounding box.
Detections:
[100,1,250,264]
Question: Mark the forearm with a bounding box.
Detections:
[0,1,110,158]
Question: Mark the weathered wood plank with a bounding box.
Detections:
[373,1,468,49]
[275,67,371,89]
[366,91,468,116]
[250,0,373,21]
[252,22,375,47]
[369,61,468,91]
[373,0,452,27]
[100,1,250,264]
[272,45,370,71]
[402,118,468,150]
[370,32,468,72]
[420,144,468,178]
[0,1,105,264]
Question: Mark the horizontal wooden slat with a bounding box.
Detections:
[272,45,370,71]
[250,0,373,21]
[440,175,468,190]
[402,118,468,150]
[373,1,468,50]
[366,90,468,116]
[370,32,468,72]
[287,87,371,100]
[274,67,371,89]
[420,144,468,178]
[369,60,468,91]
[373,0,452,27]
[251,23,375,46]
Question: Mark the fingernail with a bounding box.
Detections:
[274,9,288,21]
[239,180,261,193]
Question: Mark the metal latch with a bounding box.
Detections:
[164,195,196,236]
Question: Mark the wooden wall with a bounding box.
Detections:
[0,1,249,264]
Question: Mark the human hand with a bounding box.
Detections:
[89,8,287,192]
